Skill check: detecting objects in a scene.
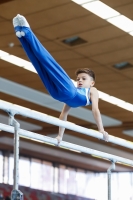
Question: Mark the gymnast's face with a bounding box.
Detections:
[76,73,95,88]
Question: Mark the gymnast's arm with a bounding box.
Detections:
[56,104,71,144]
[90,87,109,142]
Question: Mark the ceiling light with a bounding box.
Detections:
[129,31,133,36]
[123,130,133,137]
[82,1,120,19]
[98,91,110,102]
[0,52,36,73]
[71,0,95,5]
[108,96,125,106]
[118,102,133,112]
[107,15,133,32]
[23,65,37,73]
[71,0,133,36]
[114,62,133,70]
[1,55,31,67]
[1,55,27,67]
[8,43,14,48]
[0,50,9,57]
[98,91,133,112]
[62,36,87,46]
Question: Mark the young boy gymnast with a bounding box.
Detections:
[12,14,109,144]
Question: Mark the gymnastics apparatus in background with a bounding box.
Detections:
[0,100,133,200]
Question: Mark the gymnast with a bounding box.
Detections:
[12,14,109,144]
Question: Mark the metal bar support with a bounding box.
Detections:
[107,161,115,200]
[8,112,23,200]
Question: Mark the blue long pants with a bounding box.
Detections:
[15,26,87,107]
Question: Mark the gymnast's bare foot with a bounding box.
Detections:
[55,136,62,146]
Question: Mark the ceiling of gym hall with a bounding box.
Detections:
[0,0,133,171]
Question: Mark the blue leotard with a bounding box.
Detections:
[65,88,92,107]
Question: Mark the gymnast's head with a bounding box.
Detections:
[75,68,95,88]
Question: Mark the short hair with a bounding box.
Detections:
[75,68,96,81]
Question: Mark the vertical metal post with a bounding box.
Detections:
[8,113,23,200]
[107,161,115,200]
[13,118,20,190]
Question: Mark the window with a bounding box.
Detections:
[59,165,67,194]
[0,151,133,200]
[42,161,54,192]
[9,154,14,185]
[67,167,76,195]
[30,158,43,190]
[19,157,30,187]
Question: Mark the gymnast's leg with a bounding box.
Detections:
[13,16,56,95]
[13,14,77,103]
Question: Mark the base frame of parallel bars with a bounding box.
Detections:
[8,112,23,200]
[107,160,115,200]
